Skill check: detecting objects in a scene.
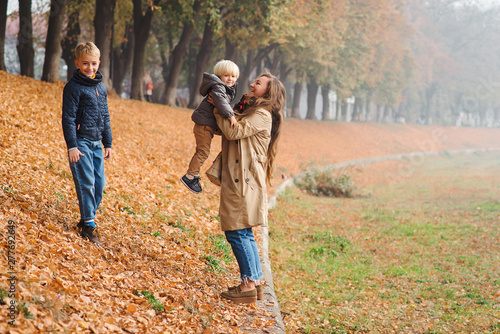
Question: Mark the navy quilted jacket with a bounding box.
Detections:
[62,69,112,150]
[191,73,237,129]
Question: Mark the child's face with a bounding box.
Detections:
[74,53,100,78]
[220,74,237,87]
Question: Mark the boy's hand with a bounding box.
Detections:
[104,148,112,160]
[69,149,84,163]
[229,115,238,129]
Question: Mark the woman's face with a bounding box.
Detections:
[249,76,270,98]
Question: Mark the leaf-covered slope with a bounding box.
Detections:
[1,70,500,333]
[0,72,272,333]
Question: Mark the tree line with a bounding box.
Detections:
[1,0,499,126]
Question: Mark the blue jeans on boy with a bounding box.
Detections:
[225,228,263,282]
[70,139,106,223]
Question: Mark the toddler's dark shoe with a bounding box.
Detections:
[180,174,202,194]
[221,286,257,304]
[80,225,102,246]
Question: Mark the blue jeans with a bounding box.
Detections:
[70,139,106,222]
[225,228,263,282]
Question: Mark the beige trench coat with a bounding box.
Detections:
[214,108,271,231]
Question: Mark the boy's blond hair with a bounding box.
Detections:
[75,42,101,59]
[213,60,239,78]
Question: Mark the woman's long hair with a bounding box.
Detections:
[237,72,286,185]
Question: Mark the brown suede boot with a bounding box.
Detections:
[221,286,257,304]
[228,285,263,300]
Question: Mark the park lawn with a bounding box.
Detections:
[269,152,500,334]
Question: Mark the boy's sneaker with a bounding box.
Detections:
[80,225,102,246]
[180,174,202,194]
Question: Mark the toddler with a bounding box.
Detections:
[181,60,239,193]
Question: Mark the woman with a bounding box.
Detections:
[214,72,286,304]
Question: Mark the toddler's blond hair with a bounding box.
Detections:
[75,42,101,59]
[213,60,239,78]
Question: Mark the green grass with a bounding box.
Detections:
[270,152,500,333]
[208,234,233,264]
[168,220,187,231]
[0,288,7,304]
[134,290,165,312]
[202,255,223,272]
[201,234,234,272]
[120,206,136,215]
[20,302,34,319]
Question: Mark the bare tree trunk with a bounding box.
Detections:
[156,26,172,103]
[112,24,134,95]
[396,100,405,123]
[17,0,34,77]
[376,105,384,123]
[0,0,7,71]
[341,99,348,121]
[291,81,302,119]
[335,99,341,121]
[321,84,331,121]
[397,90,409,123]
[361,96,368,121]
[381,106,387,123]
[268,50,281,74]
[61,1,80,80]
[255,60,262,77]
[42,0,67,82]
[188,16,215,109]
[279,61,292,116]
[279,58,292,84]
[94,0,116,92]
[225,38,237,62]
[351,96,361,122]
[424,83,437,125]
[233,49,255,103]
[478,101,487,127]
[364,98,370,121]
[162,0,201,106]
[306,78,318,120]
[452,92,463,120]
[130,0,156,100]
[185,38,199,105]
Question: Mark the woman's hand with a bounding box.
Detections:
[229,115,238,129]
[207,93,214,105]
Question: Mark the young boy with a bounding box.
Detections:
[181,60,239,194]
[62,42,113,245]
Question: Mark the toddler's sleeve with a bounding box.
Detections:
[210,85,234,119]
